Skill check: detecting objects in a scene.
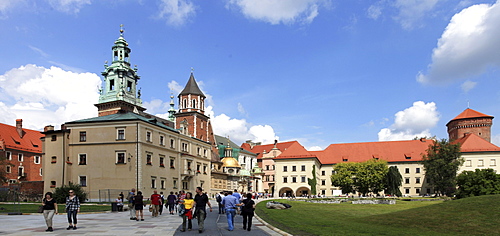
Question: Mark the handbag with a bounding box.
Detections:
[38,206,44,213]
[149,205,153,212]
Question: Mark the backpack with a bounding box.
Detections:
[216,195,222,202]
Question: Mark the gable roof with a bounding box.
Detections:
[274,142,316,160]
[241,141,297,159]
[179,73,205,97]
[448,108,493,124]
[452,133,500,152]
[317,139,433,164]
[0,122,43,153]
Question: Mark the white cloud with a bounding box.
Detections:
[418,1,500,84]
[461,80,477,93]
[393,0,439,30]
[378,101,439,141]
[47,0,91,14]
[0,64,101,130]
[491,134,500,147]
[226,0,327,25]
[307,146,323,151]
[0,0,20,18]
[156,0,196,26]
[237,102,247,116]
[367,4,383,20]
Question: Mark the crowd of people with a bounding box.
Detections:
[41,187,260,233]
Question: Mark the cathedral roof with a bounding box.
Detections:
[179,73,205,97]
[448,108,493,124]
[451,133,500,152]
[221,156,241,168]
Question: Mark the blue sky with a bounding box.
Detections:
[1,0,500,150]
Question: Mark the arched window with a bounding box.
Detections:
[192,99,197,109]
[183,99,187,109]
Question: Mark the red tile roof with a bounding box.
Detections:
[273,142,316,160]
[451,133,500,152]
[0,122,43,153]
[449,108,493,122]
[241,141,298,159]
[316,139,434,164]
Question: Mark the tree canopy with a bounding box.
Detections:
[456,168,500,199]
[308,165,318,195]
[331,159,388,196]
[422,139,463,196]
[385,166,403,197]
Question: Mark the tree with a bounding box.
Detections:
[331,159,388,196]
[385,166,402,197]
[456,169,500,199]
[53,182,87,204]
[330,162,357,194]
[308,165,318,195]
[422,139,464,196]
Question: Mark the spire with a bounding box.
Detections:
[168,93,176,121]
[179,72,205,97]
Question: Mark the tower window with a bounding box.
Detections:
[110,79,115,90]
[127,81,132,92]
[192,99,197,108]
[183,99,187,109]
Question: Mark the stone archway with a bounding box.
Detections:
[296,186,311,197]
[278,187,293,198]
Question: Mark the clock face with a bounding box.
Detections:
[228,169,234,173]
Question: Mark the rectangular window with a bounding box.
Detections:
[34,155,41,164]
[18,153,23,162]
[6,165,11,173]
[160,136,165,146]
[146,131,152,142]
[292,177,297,183]
[117,129,125,140]
[416,178,421,184]
[182,181,188,190]
[283,177,288,183]
[146,154,152,165]
[321,170,326,176]
[80,176,87,187]
[478,159,484,167]
[416,188,420,194]
[466,160,472,167]
[159,156,165,167]
[116,152,126,164]
[79,131,86,142]
[405,168,410,174]
[170,139,175,148]
[321,179,326,185]
[265,165,270,170]
[203,165,207,174]
[405,178,410,184]
[51,156,57,163]
[170,158,175,168]
[161,179,165,189]
[301,176,306,183]
[491,159,496,166]
[321,189,326,195]
[416,168,420,173]
[79,154,87,165]
[173,178,178,189]
[292,166,296,172]
[40,168,42,176]
[50,181,56,188]
[18,166,24,177]
[301,165,306,171]
[6,151,11,160]
[51,135,57,141]
[405,188,410,194]
[151,178,156,189]
[283,166,287,172]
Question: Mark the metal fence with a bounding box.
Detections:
[97,189,129,202]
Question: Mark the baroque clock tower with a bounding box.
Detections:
[96,26,145,117]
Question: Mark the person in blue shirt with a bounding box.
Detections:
[221,191,242,231]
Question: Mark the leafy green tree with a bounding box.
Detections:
[53,182,87,204]
[331,162,357,194]
[422,139,464,196]
[308,165,318,195]
[456,169,500,199]
[354,159,388,195]
[385,166,402,197]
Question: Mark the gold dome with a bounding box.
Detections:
[221,157,241,168]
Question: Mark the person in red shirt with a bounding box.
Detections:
[150,190,161,217]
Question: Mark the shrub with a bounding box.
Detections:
[53,182,87,204]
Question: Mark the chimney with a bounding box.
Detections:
[44,125,55,132]
[16,119,23,138]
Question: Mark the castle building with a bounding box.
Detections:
[42,28,212,201]
[447,108,493,142]
[0,119,43,186]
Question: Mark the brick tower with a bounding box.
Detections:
[447,108,494,142]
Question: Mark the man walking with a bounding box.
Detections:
[221,190,240,231]
[127,188,136,220]
[216,192,224,214]
[194,187,212,233]
[150,190,161,217]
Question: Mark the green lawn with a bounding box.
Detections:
[255,195,500,236]
[0,203,112,214]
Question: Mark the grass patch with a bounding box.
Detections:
[0,203,112,214]
[256,195,500,236]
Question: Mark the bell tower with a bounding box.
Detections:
[95,25,145,116]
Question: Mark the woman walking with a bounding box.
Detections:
[42,192,58,232]
[180,192,194,232]
[65,189,80,230]
[134,191,145,221]
[167,191,177,215]
[241,193,256,231]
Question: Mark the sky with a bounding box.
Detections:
[1,0,500,151]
